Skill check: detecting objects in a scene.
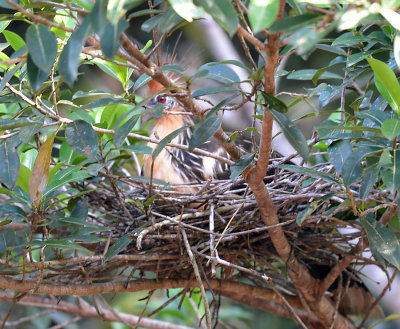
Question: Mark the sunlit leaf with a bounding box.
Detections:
[381,118,400,140]
[169,0,205,22]
[194,0,238,37]
[366,57,400,116]
[3,30,25,50]
[248,0,279,33]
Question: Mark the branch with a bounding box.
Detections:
[0,277,292,305]
[0,293,194,329]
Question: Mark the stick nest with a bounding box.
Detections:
[1,159,392,296]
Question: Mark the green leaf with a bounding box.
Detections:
[194,0,238,37]
[44,167,90,197]
[375,74,399,115]
[88,0,107,34]
[65,120,99,159]
[189,93,239,151]
[104,234,132,262]
[152,126,188,160]
[16,164,31,195]
[366,57,400,117]
[357,109,391,127]
[119,144,152,154]
[362,216,400,270]
[380,150,400,193]
[157,64,185,75]
[230,153,255,181]
[169,0,205,22]
[381,118,400,140]
[58,17,93,86]
[114,115,140,147]
[100,19,129,60]
[360,163,380,200]
[342,148,374,186]
[269,109,309,161]
[287,69,342,80]
[26,24,57,72]
[195,62,240,84]
[29,133,55,207]
[27,54,48,92]
[192,85,237,98]
[331,33,371,46]
[134,74,151,90]
[3,30,25,50]
[0,119,40,132]
[70,199,88,220]
[128,9,165,19]
[0,60,22,94]
[296,192,336,225]
[269,13,321,33]
[141,7,183,34]
[261,92,288,113]
[328,140,352,175]
[315,44,347,56]
[78,97,124,111]
[189,115,221,151]
[0,21,10,33]
[27,239,90,252]
[278,164,340,184]
[0,140,19,189]
[19,121,42,143]
[379,8,400,31]
[248,0,279,33]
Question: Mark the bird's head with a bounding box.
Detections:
[147,94,186,114]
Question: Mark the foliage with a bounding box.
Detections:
[0,0,400,328]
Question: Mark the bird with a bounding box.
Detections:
[142,80,230,192]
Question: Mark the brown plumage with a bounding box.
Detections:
[142,93,229,190]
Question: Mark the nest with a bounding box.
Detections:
[1,157,391,299]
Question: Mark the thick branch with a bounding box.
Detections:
[0,293,193,329]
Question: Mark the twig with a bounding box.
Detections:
[181,228,212,329]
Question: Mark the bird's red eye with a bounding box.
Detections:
[158,96,166,103]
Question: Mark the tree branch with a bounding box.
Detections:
[0,293,194,329]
